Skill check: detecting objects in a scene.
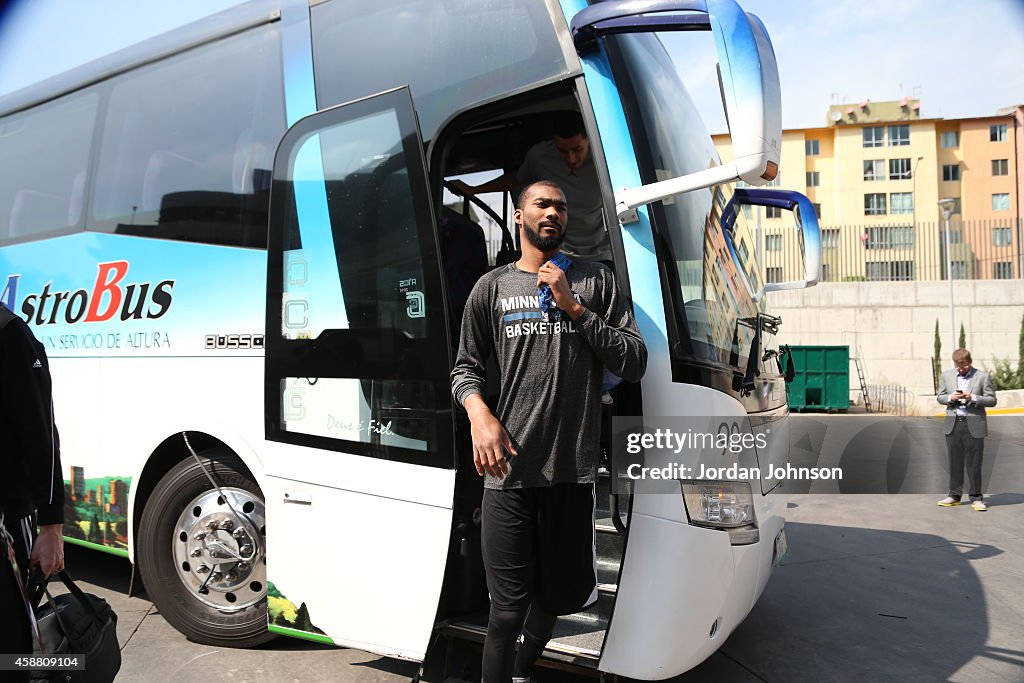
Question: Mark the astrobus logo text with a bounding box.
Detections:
[1,260,175,325]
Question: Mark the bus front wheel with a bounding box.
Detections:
[137,449,274,647]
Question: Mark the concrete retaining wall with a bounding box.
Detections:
[911,388,1024,416]
[766,280,1024,396]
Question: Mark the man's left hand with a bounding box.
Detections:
[538,262,584,321]
[29,524,65,577]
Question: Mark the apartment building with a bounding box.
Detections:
[713,100,1023,282]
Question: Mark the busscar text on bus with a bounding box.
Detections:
[0,0,821,679]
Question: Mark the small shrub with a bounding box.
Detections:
[986,358,1024,391]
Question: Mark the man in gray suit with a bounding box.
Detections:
[936,348,997,511]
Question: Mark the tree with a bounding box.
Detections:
[62,485,87,540]
[88,513,102,543]
[958,322,966,350]
[932,319,942,393]
[295,602,313,632]
[1018,313,1024,383]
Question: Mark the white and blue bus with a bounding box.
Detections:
[0,0,819,678]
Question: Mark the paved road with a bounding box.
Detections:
[786,414,1024,494]
[53,491,1024,683]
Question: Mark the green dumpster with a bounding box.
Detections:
[786,345,850,412]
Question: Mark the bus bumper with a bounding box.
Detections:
[598,495,784,679]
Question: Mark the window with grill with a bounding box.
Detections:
[863,127,884,148]
[940,131,959,148]
[889,193,913,215]
[765,234,783,251]
[822,228,839,249]
[765,267,783,283]
[993,226,1012,246]
[805,139,820,156]
[992,193,1010,211]
[942,164,960,181]
[888,125,910,146]
[864,193,886,215]
[889,158,911,180]
[765,206,782,219]
[992,159,1008,176]
[806,171,820,187]
[865,226,914,249]
[866,261,913,281]
[994,262,1013,279]
[863,159,884,181]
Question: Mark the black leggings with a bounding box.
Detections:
[482,601,557,683]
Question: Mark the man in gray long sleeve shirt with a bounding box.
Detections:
[451,180,646,683]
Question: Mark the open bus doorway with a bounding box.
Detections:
[430,84,643,675]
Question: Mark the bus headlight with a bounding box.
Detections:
[681,481,759,545]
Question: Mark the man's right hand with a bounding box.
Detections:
[29,524,65,577]
[464,395,517,479]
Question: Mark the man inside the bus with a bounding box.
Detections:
[450,112,611,266]
[451,181,646,683]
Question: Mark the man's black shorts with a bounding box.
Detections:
[481,483,597,616]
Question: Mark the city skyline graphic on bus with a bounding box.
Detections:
[65,465,131,551]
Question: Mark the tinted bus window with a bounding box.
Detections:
[0,91,98,243]
[90,27,285,248]
[311,0,569,141]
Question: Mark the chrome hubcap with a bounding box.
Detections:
[172,487,266,611]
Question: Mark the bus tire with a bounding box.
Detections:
[137,448,275,648]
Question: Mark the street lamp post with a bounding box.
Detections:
[938,198,958,352]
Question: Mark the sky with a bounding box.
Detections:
[663,0,1024,132]
[1,0,1023,132]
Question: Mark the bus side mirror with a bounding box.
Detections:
[574,0,781,220]
[707,0,782,187]
[721,188,821,297]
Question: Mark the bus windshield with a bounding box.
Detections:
[608,32,763,368]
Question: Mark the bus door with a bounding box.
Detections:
[262,87,456,659]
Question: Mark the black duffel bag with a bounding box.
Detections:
[30,570,120,683]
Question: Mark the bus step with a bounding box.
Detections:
[442,586,614,670]
[595,519,624,583]
[595,557,619,586]
[442,620,602,670]
[550,582,614,655]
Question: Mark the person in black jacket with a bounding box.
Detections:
[451,182,646,683]
[0,301,64,658]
